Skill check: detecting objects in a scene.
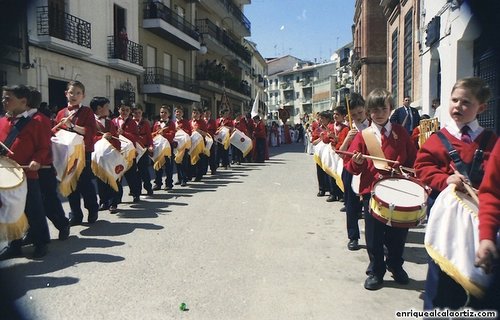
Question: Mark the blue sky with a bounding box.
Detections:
[245,0,356,62]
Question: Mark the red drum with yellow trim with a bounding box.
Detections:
[369,175,429,228]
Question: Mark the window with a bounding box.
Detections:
[391,29,398,99]
[403,9,413,99]
[163,52,171,70]
[146,45,156,68]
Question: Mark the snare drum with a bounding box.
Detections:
[51,129,85,196]
[0,156,28,242]
[369,175,429,228]
[425,184,496,298]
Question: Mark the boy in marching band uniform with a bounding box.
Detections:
[345,88,416,290]
[415,77,497,309]
[0,85,50,259]
[232,111,248,165]
[338,93,369,251]
[152,105,176,191]
[216,108,233,169]
[204,108,218,175]
[90,97,121,213]
[133,106,154,196]
[27,87,70,240]
[190,106,208,182]
[54,80,99,225]
[112,104,141,203]
[174,105,191,186]
[327,106,349,203]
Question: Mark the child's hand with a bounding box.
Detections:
[446,171,467,189]
[475,239,499,274]
[352,151,364,165]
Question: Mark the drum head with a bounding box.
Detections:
[373,177,427,207]
[0,156,25,189]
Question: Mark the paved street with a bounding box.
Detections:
[1,143,428,320]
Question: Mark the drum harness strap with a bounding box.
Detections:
[436,130,493,185]
[0,116,32,156]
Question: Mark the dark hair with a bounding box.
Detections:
[89,97,110,112]
[160,105,172,113]
[192,106,202,113]
[27,86,42,109]
[319,110,332,120]
[2,84,32,100]
[366,88,395,112]
[452,77,491,104]
[349,92,365,108]
[421,114,431,120]
[66,80,85,94]
[334,106,347,116]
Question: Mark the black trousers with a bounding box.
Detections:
[96,178,118,206]
[316,164,329,192]
[25,179,51,245]
[207,143,218,173]
[216,143,230,167]
[231,145,243,164]
[137,153,152,192]
[363,196,408,278]
[175,153,190,183]
[38,166,69,231]
[341,170,362,240]
[154,155,173,187]
[115,160,140,204]
[255,138,266,162]
[68,153,98,219]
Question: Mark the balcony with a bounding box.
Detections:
[301,78,312,87]
[280,82,293,91]
[196,19,251,65]
[200,0,251,37]
[35,6,91,57]
[351,46,362,73]
[196,60,251,98]
[302,97,313,104]
[143,2,200,50]
[143,67,200,102]
[107,36,144,74]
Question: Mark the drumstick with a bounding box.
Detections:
[334,149,399,164]
[97,131,128,143]
[449,163,479,205]
[0,165,51,169]
[52,109,77,131]
[0,141,14,155]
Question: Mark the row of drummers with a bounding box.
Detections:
[55,100,262,209]
[0,81,265,260]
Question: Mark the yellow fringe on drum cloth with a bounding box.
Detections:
[59,144,85,197]
[91,161,119,192]
[189,139,205,165]
[0,213,28,242]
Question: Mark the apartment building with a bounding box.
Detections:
[0,0,144,111]
[244,39,267,116]
[352,0,387,98]
[195,0,252,117]
[381,0,422,110]
[139,0,201,118]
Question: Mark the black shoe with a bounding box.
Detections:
[364,274,383,290]
[109,206,118,213]
[32,244,48,259]
[146,189,154,196]
[88,211,98,224]
[0,244,22,261]
[180,181,187,187]
[133,196,140,203]
[69,212,83,226]
[152,184,161,191]
[347,239,360,251]
[194,177,202,182]
[340,206,346,212]
[317,191,325,197]
[174,181,181,185]
[387,267,409,284]
[164,185,173,191]
[21,234,33,246]
[211,170,216,175]
[326,195,336,202]
[98,203,110,211]
[58,225,70,240]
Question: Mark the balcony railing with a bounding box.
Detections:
[351,46,362,72]
[215,0,251,34]
[196,19,251,64]
[196,60,250,96]
[143,1,199,41]
[144,67,199,93]
[36,6,91,49]
[108,36,143,66]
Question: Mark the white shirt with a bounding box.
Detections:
[354,119,370,132]
[370,121,392,145]
[445,119,483,141]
